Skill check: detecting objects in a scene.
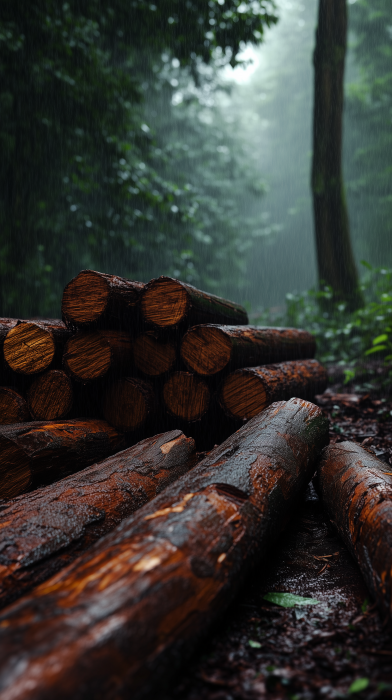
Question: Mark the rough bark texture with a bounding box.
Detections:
[63,330,133,382]
[0,388,30,424]
[220,359,327,421]
[102,377,156,432]
[62,270,144,330]
[312,0,363,310]
[0,419,124,500]
[318,441,392,622]
[27,370,73,421]
[134,332,177,376]
[163,371,210,422]
[181,325,316,376]
[141,276,248,329]
[0,398,328,700]
[3,320,71,375]
[0,430,195,610]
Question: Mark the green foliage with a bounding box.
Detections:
[263,592,319,608]
[348,678,369,694]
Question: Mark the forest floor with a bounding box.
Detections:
[162,384,392,700]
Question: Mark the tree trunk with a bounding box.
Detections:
[0,388,30,424]
[3,320,71,376]
[27,370,74,421]
[0,399,329,700]
[163,371,210,422]
[134,332,177,376]
[0,430,195,610]
[102,377,156,433]
[312,0,363,310]
[63,330,133,382]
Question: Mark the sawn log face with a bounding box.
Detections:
[0,398,329,700]
[318,441,392,621]
[0,430,195,609]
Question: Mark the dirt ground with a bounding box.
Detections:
[161,390,392,700]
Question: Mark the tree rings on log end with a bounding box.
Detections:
[141,277,189,327]
[103,377,155,432]
[221,371,268,420]
[134,333,176,376]
[62,270,110,326]
[181,326,232,375]
[0,438,31,499]
[163,371,210,421]
[0,388,30,424]
[4,323,55,375]
[27,370,73,421]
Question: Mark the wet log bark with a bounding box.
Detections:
[0,388,30,424]
[134,332,177,376]
[102,377,156,432]
[3,320,71,375]
[181,325,316,376]
[220,359,327,421]
[27,370,73,421]
[318,441,392,622]
[0,430,195,610]
[0,419,124,500]
[62,269,144,330]
[141,276,248,329]
[0,398,329,700]
[63,330,133,382]
[163,371,210,422]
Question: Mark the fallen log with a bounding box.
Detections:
[141,276,248,329]
[0,398,329,700]
[220,359,328,421]
[27,370,73,421]
[181,324,316,376]
[63,330,133,382]
[0,430,195,610]
[62,269,144,330]
[102,377,156,432]
[134,332,177,376]
[0,419,124,500]
[318,441,392,622]
[3,320,71,376]
[0,388,30,424]
[163,371,210,422]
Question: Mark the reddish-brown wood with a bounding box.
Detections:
[62,269,144,330]
[63,330,133,382]
[0,430,195,610]
[102,377,156,432]
[3,320,71,375]
[0,388,30,424]
[133,332,177,376]
[27,370,73,421]
[0,419,124,500]
[181,324,316,376]
[0,398,328,700]
[163,371,210,422]
[141,276,248,329]
[318,441,392,621]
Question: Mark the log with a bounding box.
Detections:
[134,332,177,376]
[3,320,71,376]
[163,371,210,422]
[63,330,132,382]
[141,276,248,329]
[0,430,195,610]
[0,388,30,424]
[0,398,329,700]
[318,441,392,621]
[61,269,144,330]
[27,370,73,421]
[102,377,156,432]
[181,324,316,376]
[0,419,124,500]
[220,359,328,422]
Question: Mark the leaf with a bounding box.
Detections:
[349,678,369,694]
[365,345,387,355]
[248,640,261,648]
[263,592,320,608]
[373,334,388,345]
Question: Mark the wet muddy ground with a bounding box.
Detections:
[162,391,392,700]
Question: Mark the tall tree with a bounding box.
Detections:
[311,0,363,310]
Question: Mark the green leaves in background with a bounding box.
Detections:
[263,592,319,608]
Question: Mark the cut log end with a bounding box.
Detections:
[63,333,112,382]
[0,438,31,499]
[103,378,155,432]
[221,372,268,420]
[27,370,73,421]
[141,277,189,327]
[0,388,30,424]
[62,271,110,325]
[4,323,55,375]
[134,333,176,376]
[181,326,232,375]
[163,371,210,421]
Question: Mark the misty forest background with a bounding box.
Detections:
[1,0,392,381]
